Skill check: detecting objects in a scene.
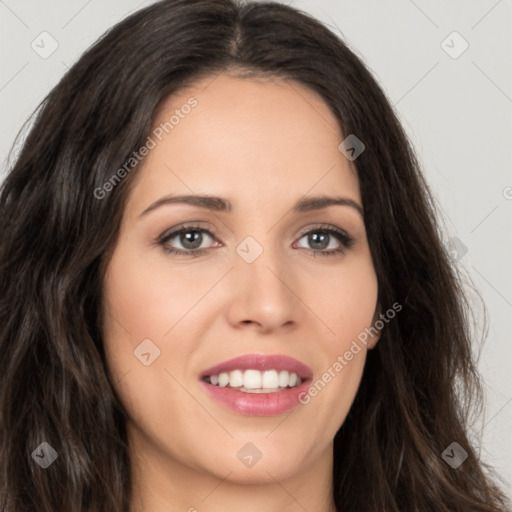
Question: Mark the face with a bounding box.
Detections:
[102,73,379,487]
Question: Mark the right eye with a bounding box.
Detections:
[158,225,220,257]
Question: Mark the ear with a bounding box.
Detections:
[367,305,382,350]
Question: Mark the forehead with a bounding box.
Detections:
[127,73,360,214]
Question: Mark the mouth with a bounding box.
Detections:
[199,354,313,416]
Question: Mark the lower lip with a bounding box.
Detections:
[199,379,311,416]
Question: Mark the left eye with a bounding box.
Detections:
[296,230,343,252]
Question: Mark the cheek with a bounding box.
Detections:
[300,256,377,407]
[335,275,378,343]
[298,267,376,440]
[305,256,378,348]
[100,247,226,410]
[101,247,218,341]
[100,252,203,450]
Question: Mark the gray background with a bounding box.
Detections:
[1,0,511,499]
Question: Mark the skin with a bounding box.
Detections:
[102,73,380,512]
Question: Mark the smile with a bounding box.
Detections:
[200,354,313,416]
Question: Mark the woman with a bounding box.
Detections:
[0,0,509,511]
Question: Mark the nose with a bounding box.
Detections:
[225,243,298,334]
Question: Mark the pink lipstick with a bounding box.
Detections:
[199,354,313,416]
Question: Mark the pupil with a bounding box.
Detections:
[182,230,202,249]
[310,232,328,250]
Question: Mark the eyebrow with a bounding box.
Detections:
[138,194,363,218]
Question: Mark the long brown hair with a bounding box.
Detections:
[0,1,509,510]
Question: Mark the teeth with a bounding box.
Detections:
[206,369,303,391]
[243,369,261,389]
[278,370,289,387]
[230,370,244,387]
[218,373,229,387]
[262,370,279,388]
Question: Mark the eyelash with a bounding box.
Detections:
[156,223,355,258]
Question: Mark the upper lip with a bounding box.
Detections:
[200,354,313,381]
